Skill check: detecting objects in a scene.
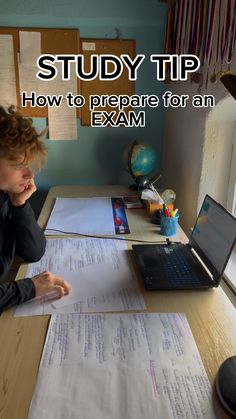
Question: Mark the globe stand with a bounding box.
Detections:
[129,176,153,192]
[129,183,139,191]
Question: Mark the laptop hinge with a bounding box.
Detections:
[188,245,215,282]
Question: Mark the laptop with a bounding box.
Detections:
[132,195,236,290]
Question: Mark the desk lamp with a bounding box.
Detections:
[134,174,161,192]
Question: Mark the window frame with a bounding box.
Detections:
[227,126,236,215]
[224,129,236,292]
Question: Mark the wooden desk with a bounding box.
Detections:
[0,185,236,419]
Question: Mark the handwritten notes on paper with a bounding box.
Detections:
[19,31,41,65]
[48,99,77,140]
[18,31,42,97]
[15,238,145,317]
[0,35,17,107]
[18,31,78,140]
[28,313,218,419]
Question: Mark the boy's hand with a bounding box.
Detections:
[32,271,71,298]
[9,179,37,206]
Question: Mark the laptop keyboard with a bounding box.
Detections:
[160,245,208,287]
[134,243,213,289]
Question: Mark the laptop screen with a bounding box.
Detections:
[190,195,236,275]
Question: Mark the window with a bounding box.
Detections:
[225,130,236,292]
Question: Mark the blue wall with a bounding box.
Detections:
[0,0,167,212]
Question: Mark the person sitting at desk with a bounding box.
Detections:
[0,105,71,312]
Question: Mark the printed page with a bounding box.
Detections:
[14,238,145,316]
[28,313,219,419]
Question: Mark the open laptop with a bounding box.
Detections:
[132,195,236,290]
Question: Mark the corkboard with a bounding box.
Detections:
[80,39,135,126]
[0,27,80,117]
[0,28,20,109]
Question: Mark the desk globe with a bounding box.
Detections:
[123,141,159,190]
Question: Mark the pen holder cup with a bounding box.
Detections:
[160,214,179,237]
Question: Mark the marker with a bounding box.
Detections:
[174,208,179,216]
[164,207,170,217]
[34,290,60,303]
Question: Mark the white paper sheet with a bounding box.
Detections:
[45,63,78,140]
[18,32,43,96]
[18,63,42,96]
[18,53,78,128]
[28,313,219,419]
[45,63,78,97]
[19,31,41,65]
[45,197,117,235]
[0,35,17,107]
[48,98,77,140]
[14,238,145,316]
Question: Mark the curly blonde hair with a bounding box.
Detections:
[0,105,47,168]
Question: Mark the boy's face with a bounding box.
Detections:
[0,156,34,194]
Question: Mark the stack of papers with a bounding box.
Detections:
[28,313,219,419]
[15,238,145,317]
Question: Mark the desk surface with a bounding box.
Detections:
[0,185,236,419]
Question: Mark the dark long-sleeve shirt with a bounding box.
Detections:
[0,191,46,312]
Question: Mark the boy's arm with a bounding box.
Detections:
[10,201,46,262]
[0,278,35,312]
